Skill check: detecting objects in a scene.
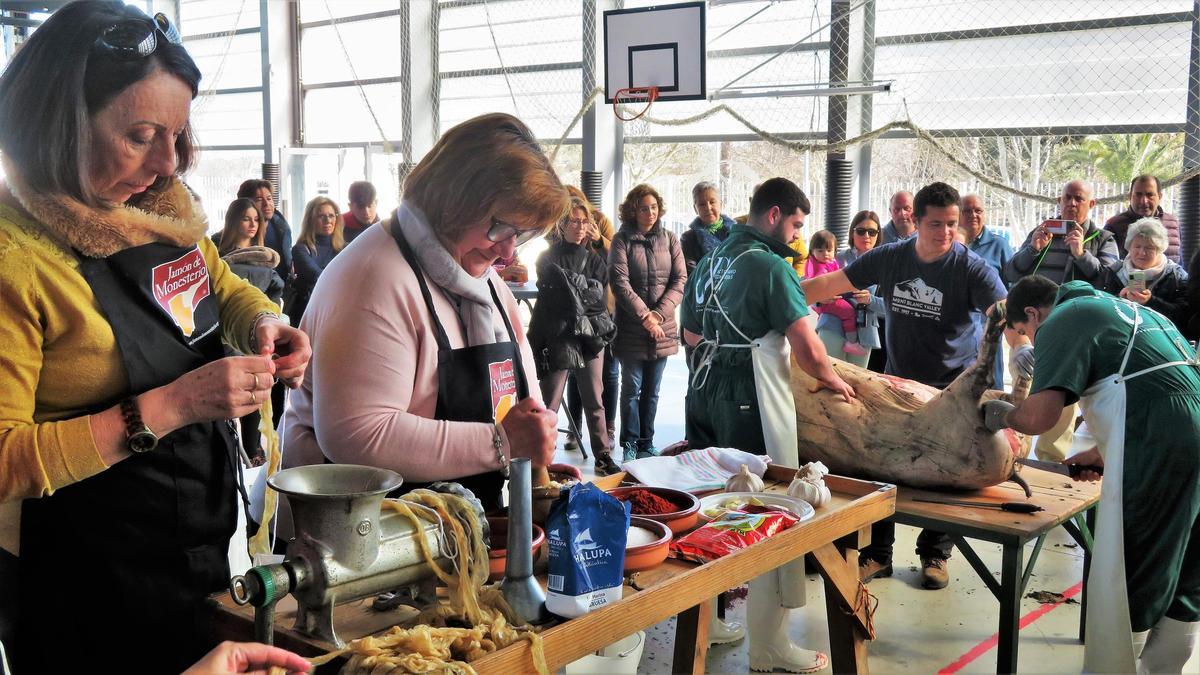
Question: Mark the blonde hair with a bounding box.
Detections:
[403,113,569,247]
[556,197,593,238]
[296,196,345,254]
[217,198,264,255]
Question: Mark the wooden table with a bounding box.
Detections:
[209,466,896,674]
[890,466,1100,674]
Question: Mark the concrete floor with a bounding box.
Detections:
[551,351,1200,674]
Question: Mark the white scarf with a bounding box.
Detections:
[1122,255,1166,286]
[396,201,507,346]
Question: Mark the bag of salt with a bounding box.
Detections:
[545,482,630,618]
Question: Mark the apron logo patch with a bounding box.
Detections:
[489,359,518,422]
[151,248,211,337]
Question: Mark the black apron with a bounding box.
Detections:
[17,243,240,675]
[387,224,530,512]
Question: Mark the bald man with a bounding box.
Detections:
[1004,180,1119,289]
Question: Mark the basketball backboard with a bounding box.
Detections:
[603,1,705,104]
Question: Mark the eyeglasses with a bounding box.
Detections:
[487,216,544,246]
[853,227,880,237]
[93,11,182,60]
[566,218,592,227]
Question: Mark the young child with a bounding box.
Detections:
[805,230,868,356]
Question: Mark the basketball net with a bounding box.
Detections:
[614,86,658,140]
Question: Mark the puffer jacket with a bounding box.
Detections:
[608,222,687,360]
[528,242,615,376]
[1100,257,1191,331]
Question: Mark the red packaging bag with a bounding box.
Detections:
[669,505,800,563]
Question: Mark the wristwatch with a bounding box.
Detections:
[119,397,158,454]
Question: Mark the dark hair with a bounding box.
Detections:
[809,229,837,253]
[914,182,960,222]
[1006,276,1059,324]
[0,1,201,206]
[218,198,263,255]
[404,113,568,245]
[348,180,377,207]
[619,184,666,229]
[1129,174,1161,194]
[847,210,881,247]
[237,179,273,200]
[749,177,810,218]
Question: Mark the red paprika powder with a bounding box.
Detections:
[619,489,680,515]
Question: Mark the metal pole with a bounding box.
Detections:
[1180,0,1200,265]
[825,0,853,241]
[857,0,876,212]
[258,0,272,164]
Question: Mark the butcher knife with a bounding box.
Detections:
[1016,457,1104,478]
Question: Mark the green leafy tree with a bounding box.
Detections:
[1055,133,1182,187]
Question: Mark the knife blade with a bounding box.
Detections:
[1016,457,1103,478]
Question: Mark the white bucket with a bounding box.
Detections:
[563,631,646,675]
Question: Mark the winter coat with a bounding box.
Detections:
[1005,218,1119,288]
[680,215,736,274]
[528,242,616,376]
[222,245,285,305]
[1101,257,1191,331]
[1105,207,1182,263]
[608,222,687,360]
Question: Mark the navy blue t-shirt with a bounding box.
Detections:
[844,239,1006,387]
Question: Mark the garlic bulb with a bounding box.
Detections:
[725,464,764,493]
[787,461,831,508]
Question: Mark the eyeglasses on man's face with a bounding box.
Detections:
[487,216,544,247]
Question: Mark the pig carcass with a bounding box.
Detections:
[791,308,1032,491]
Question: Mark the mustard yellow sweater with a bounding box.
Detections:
[0,202,276,502]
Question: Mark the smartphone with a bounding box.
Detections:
[1128,270,1147,293]
[1044,219,1074,235]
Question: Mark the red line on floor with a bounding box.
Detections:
[937,581,1084,674]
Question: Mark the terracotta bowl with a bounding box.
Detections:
[624,517,672,573]
[607,486,701,535]
[486,517,546,582]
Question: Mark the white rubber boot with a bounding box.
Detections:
[747,570,829,673]
[1138,617,1198,674]
[707,612,746,646]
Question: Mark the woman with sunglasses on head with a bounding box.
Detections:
[0,2,311,671]
[609,184,687,461]
[285,196,345,326]
[815,211,886,367]
[279,113,561,515]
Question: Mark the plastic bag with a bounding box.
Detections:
[669,505,799,564]
[545,483,631,618]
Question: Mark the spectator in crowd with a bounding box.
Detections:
[237,178,293,284]
[960,194,1013,386]
[806,229,868,357]
[881,190,916,244]
[1105,174,1181,262]
[0,3,311,669]
[1101,218,1190,330]
[528,198,620,475]
[286,196,345,326]
[681,180,736,274]
[279,112,562,515]
[218,198,286,466]
[802,182,1007,590]
[816,211,885,368]
[564,184,615,253]
[609,183,687,461]
[341,180,380,243]
[1004,180,1119,288]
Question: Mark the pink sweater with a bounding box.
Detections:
[280,222,541,482]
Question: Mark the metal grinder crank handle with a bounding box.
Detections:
[230,560,310,646]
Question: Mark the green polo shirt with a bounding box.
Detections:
[681,225,809,370]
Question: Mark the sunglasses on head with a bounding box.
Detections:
[487,216,544,247]
[853,227,880,237]
[93,11,182,60]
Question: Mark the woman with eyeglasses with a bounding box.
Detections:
[609,184,687,461]
[285,196,345,326]
[279,113,561,515]
[0,2,311,670]
[815,211,886,367]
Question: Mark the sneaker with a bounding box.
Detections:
[622,442,639,463]
[636,446,660,459]
[564,434,580,452]
[842,340,869,357]
[858,557,893,584]
[593,452,621,476]
[921,557,950,590]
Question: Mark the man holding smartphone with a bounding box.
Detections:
[1004,179,1119,288]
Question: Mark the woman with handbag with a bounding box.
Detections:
[528,198,620,475]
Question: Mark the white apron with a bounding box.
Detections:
[1077,299,1199,673]
[693,248,804,605]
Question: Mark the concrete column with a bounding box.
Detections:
[583,0,622,219]
[404,0,439,167]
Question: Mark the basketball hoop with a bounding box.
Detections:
[613,86,659,122]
